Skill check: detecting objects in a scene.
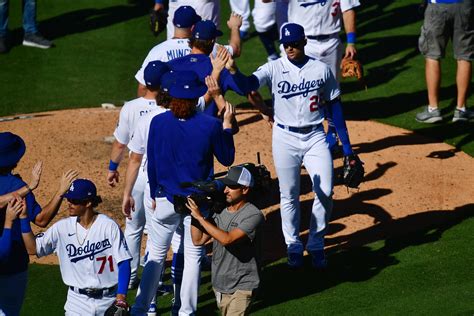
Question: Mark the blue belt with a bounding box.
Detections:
[307,34,331,40]
[69,284,117,299]
[277,123,321,134]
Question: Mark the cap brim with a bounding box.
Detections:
[221,177,240,187]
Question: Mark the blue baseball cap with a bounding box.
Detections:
[168,71,208,99]
[0,132,26,167]
[144,60,170,88]
[173,6,201,28]
[192,20,223,40]
[160,70,177,92]
[63,179,97,200]
[280,23,306,44]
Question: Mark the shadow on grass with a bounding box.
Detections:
[248,203,474,313]
[9,2,150,48]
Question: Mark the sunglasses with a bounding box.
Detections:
[283,41,303,49]
[67,198,88,205]
[226,184,243,190]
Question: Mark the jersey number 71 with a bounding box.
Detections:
[96,255,114,274]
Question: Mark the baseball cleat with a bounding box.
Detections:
[310,249,327,270]
[415,106,442,123]
[147,303,157,316]
[22,33,53,49]
[287,252,303,269]
[452,108,474,122]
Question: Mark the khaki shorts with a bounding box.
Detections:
[418,2,474,61]
[214,289,254,316]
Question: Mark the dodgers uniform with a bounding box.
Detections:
[113,97,158,286]
[163,0,220,39]
[287,0,360,78]
[35,214,132,315]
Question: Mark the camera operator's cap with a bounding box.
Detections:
[63,179,97,200]
[192,20,223,40]
[144,60,170,88]
[173,6,202,28]
[168,70,208,99]
[222,166,254,187]
[0,132,26,167]
[280,23,305,44]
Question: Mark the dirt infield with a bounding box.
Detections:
[1,107,473,264]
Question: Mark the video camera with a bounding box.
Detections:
[173,153,272,216]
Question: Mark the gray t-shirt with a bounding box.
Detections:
[211,203,264,293]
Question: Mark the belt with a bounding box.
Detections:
[69,284,117,299]
[307,34,332,40]
[277,123,321,134]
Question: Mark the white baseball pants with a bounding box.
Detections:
[230,0,276,33]
[272,125,333,254]
[132,197,202,316]
[64,288,115,315]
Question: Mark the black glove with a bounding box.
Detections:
[343,154,365,188]
[104,299,129,316]
[150,9,167,36]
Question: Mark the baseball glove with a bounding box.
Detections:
[104,299,129,316]
[342,154,365,189]
[150,9,167,36]
[340,58,363,80]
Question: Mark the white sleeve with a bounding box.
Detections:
[341,0,360,12]
[135,50,156,85]
[322,66,341,101]
[252,62,272,88]
[211,44,234,58]
[195,96,206,112]
[128,117,147,155]
[112,223,132,264]
[113,103,131,145]
[35,224,59,258]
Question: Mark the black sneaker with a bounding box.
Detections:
[0,37,7,53]
[22,33,53,49]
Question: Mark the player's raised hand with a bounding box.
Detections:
[224,52,238,74]
[59,169,79,195]
[344,44,357,60]
[211,45,230,74]
[5,197,24,227]
[107,170,120,187]
[205,75,222,99]
[122,195,135,219]
[227,12,243,30]
[222,101,236,130]
[29,161,43,191]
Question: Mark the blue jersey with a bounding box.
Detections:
[147,111,235,202]
[0,173,42,274]
[167,54,246,116]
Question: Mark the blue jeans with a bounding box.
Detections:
[0,0,37,37]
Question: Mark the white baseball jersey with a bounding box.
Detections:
[135,39,233,85]
[253,56,340,127]
[287,0,360,36]
[35,214,132,289]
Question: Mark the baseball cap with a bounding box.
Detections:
[159,70,177,92]
[173,6,201,28]
[144,60,170,88]
[221,166,254,188]
[280,23,306,44]
[168,70,208,99]
[0,132,26,167]
[192,20,223,40]
[63,179,97,200]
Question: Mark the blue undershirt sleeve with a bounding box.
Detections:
[212,126,235,167]
[0,228,13,261]
[327,98,353,156]
[229,71,260,95]
[147,123,158,200]
[117,259,131,295]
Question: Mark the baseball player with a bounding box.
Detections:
[131,70,236,315]
[31,179,132,315]
[282,0,360,153]
[136,6,242,97]
[108,60,170,291]
[152,0,221,39]
[0,132,77,316]
[228,23,355,268]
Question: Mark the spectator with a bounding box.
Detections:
[0,0,53,53]
[188,166,264,316]
[415,0,474,123]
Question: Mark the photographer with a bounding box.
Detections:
[187,166,264,316]
[132,70,236,315]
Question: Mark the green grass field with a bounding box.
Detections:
[1,0,473,314]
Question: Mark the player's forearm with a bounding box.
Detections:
[34,193,64,228]
[123,153,142,198]
[342,10,356,34]
[117,259,131,297]
[110,140,127,166]
[0,186,29,208]
[327,99,353,156]
[228,27,242,58]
